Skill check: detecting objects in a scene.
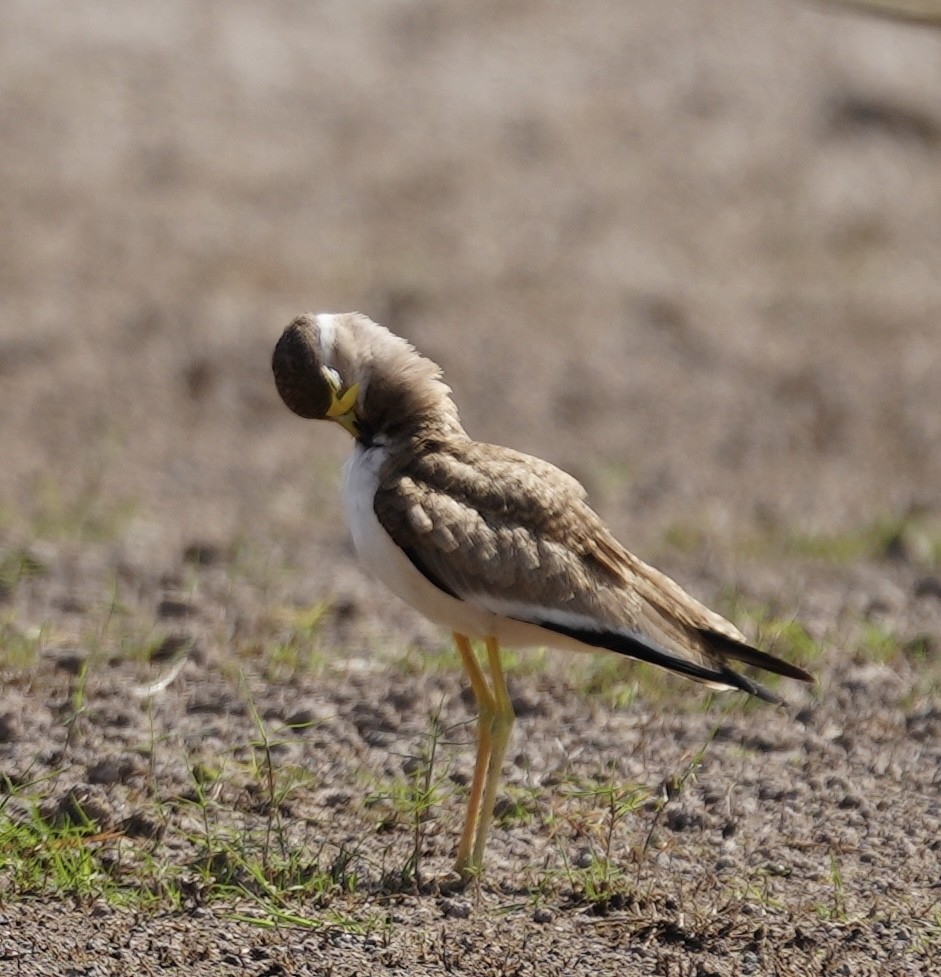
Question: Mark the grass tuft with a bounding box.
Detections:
[365,710,453,890]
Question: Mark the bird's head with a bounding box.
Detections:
[272,311,465,445]
[272,313,364,438]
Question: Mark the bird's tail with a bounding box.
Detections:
[695,627,815,704]
[696,628,814,681]
[534,619,813,704]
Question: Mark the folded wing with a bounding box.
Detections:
[374,440,812,702]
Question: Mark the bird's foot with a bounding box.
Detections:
[437,859,481,894]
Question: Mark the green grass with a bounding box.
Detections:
[0,614,47,669]
[363,708,455,890]
[249,601,331,682]
[0,767,180,911]
[661,509,941,570]
[25,474,138,544]
[0,698,376,932]
[742,512,941,568]
[1,800,124,902]
[557,780,650,910]
[0,547,48,592]
[820,851,848,923]
[389,640,457,678]
[576,654,645,709]
[495,783,542,829]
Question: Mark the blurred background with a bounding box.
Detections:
[2,0,940,593]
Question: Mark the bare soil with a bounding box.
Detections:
[2,1,941,974]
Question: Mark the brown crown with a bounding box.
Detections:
[271,315,332,420]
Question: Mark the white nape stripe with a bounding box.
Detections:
[314,313,339,362]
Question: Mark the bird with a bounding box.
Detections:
[271,311,813,882]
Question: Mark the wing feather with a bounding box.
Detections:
[374,439,811,694]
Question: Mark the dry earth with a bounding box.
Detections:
[2,1,941,974]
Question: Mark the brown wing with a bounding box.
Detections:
[373,439,812,700]
[374,439,635,610]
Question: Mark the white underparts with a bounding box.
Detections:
[340,444,699,660]
[343,444,498,639]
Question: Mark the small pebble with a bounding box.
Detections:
[439,897,471,919]
[87,754,142,786]
[122,812,164,840]
[0,712,22,743]
[574,848,594,869]
[157,598,194,619]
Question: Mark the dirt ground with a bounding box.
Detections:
[2,1,941,974]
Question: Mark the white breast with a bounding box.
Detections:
[342,444,497,638]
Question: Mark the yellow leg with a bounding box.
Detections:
[452,633,496,878]
[470,636,515,871]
